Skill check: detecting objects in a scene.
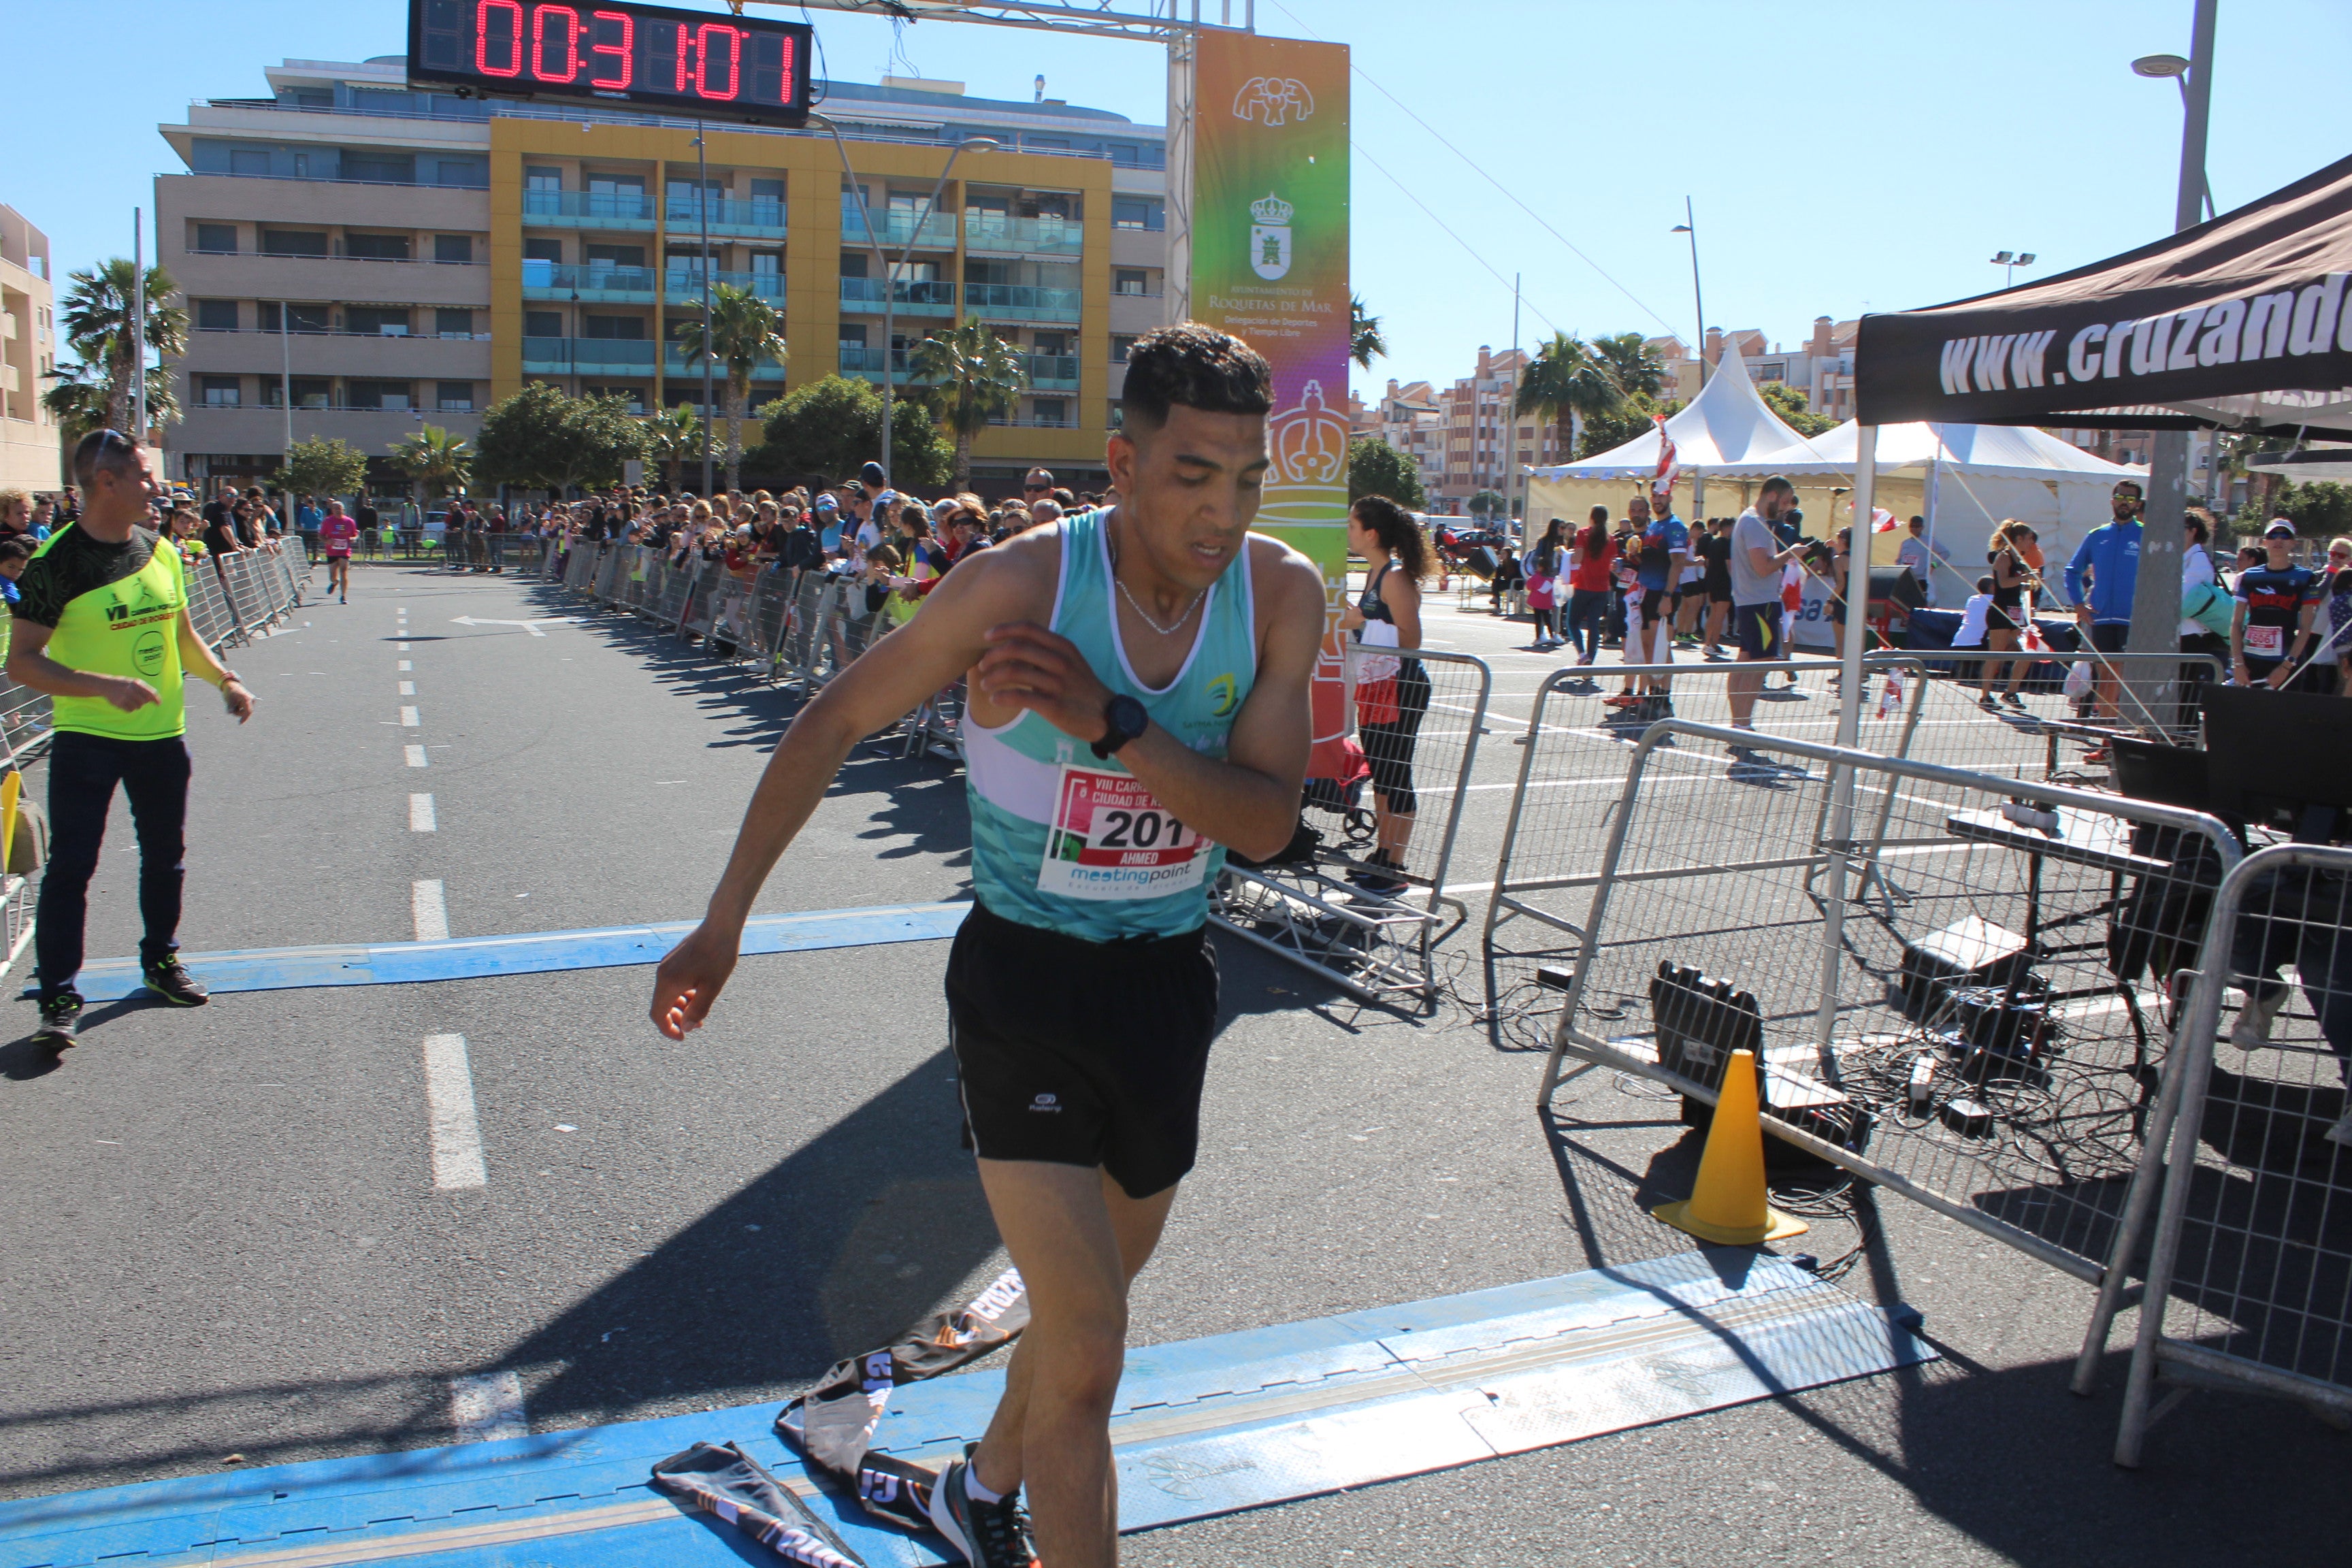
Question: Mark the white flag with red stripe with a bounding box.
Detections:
[1649,416,1678,506]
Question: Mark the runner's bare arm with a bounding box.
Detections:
[651,541,1049,1039]
[973,536,1321,862]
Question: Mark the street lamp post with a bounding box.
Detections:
[1670,198,1706,387]
[2122,0,2219,732]
[810,115,998,488]
[1988,249,2038,288]
[693,121,715,497]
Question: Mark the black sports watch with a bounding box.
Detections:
[1092,693,1149,760]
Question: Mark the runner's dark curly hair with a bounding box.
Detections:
[1120,323,1273,431]
[1351,495,1431,581]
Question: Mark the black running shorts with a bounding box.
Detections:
[1731,602,1784,661]
[945,900,1220,1199]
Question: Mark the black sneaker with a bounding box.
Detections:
[926,1456,1037,1567]
[143,956,210,1007]
[1348,853,1410,895]
[33,992,82,1050]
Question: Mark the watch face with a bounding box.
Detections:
[1111,694,1148,737]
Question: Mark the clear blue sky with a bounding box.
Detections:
[16,0,2351,401]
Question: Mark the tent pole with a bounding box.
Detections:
[1810,423,1876,1076]
[1837,425,1876,751]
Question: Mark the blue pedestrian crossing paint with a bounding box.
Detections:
[36,902,973,1002]
[0,1251,1932,1567]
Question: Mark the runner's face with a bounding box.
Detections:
[2112,489,2142,520]
[1109,404,1269,590]
[2267,535,2295,567]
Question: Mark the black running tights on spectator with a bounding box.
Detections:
[1358,659,1433,830]
[35,732,191,1000]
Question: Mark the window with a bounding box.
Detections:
[434,159,487,187]
[838,323,868,346]
[583,314,644,340]
[198,376,242,406]
[1026,137,1070,152]
[229,149,271,176]
[838,252,868,279]
[292,154,310,178]
[1111,197,1162,231]
[434,234,473,264]
[526,167,564,192]
[435,308,474,338]
[524,311,564,338]
[1113,270,1148,296]
[288,377,332,408]
[258,301,331,333]
[343,152,415,184]
[261,229,328,257]
[1032,398,1068,427]
[584,243,646,270]
[346,306,410,336]
[523,238,563,264]
[749,178,784,219]
[585,174,645,195]
[1110,335,1137,363]
[436,381,475,412]
[345,232,411,261]
[749,251,782,277]
[347,380,412,410]
[194,223,238,254]
[195,299,240,332]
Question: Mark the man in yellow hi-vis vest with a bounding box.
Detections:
[7,430,256,1051]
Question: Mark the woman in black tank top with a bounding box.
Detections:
[1339,497,1431,895]
[1978,521,2033,709]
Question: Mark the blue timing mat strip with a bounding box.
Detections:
[38,902,973,1002]
[0,1251,1932,1568]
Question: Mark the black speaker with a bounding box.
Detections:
[1465,545,1499,581]
[1899,917,2030,1021]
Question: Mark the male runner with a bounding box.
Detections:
[2063,479,2144,733]
[10,430,257,1049]
[318,498,359,602]
[651,325,1321,1568]
[1631,485,1688,719]
[2232,519,2323,690]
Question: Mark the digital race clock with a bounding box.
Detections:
[408,0,813,127]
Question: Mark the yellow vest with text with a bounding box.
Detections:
[36,532,189,740]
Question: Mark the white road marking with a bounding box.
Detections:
[410,793,437,832]
[399,681,415,696]
[451,615,572,636]
[400,706,420,727]
[421,1034,486,1191]
[449,1371,527,1441]
[405,745,429,768]
[398,660,412,671]
[397,642,410,651]
[412,879,449,942]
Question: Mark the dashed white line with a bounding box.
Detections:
[398,660,412,671]
[399,681,416,696]
[448,1370,526,1441]
[397,642,411,651]
[421,1033,486,1190]
[410,793,438,832]
[412,879,449,942]
[405,745,429,768]
[400,706,420,727]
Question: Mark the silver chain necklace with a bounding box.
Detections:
[1107,519,1207,637]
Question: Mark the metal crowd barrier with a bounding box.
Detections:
[1482,654,1932,1030]
[1210,643,1492,1007]
[1535,721,2242,1308]
[2093,841,2352,1463]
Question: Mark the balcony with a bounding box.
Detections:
[966,283,1081,324]
[522,190,656,229]
[838,208,957,250]
[663,270,786,304]
[664,344,787,381]
[838,346,914,384]
[1024,353,1081,391]
[666,196,787,237]
[520,336,657,375]
[521,262,657,302]
[838,276,956,317]
[964,213,1083,257]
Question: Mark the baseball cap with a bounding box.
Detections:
[813,493,836,512]
[2265,519,2298,539]
[860,461,887,489]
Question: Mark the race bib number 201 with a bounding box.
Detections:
[1039,764,1208,902]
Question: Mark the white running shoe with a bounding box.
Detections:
[2230,985,2288,1051]
[2325,1109,2352,1147]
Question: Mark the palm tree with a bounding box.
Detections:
[389,424,474,506]
[1350,295,1387,370]
[43,361,180,445]
[642,403,710,492]
[1514,332,1622,459]
[1590,331,1669,400]
[674,283,787,489]
[54,258,189,436]
[910,317,1028,490]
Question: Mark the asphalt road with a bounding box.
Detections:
[0,558,2337,1568]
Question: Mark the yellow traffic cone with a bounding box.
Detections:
[1652,1049,1808,1245]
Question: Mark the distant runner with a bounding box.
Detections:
[651,325,1322,1568]
[318,498,359,603]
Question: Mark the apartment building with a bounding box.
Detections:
[0,207,61,493]
[1424,346,1562,513]
[1645,320,1858,420]
[159,56,1170,496]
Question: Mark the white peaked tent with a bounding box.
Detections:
[1526,343,1806,485]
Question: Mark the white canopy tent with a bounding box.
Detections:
[1524,343,1806,508]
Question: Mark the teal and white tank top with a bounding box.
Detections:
[963,507,1258,941]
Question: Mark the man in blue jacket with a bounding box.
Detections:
[2064,480,2144,738]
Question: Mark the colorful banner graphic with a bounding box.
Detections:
[1192,32,1352,764]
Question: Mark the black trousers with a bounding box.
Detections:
[35,731,191,1000]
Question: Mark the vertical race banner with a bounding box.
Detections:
[1190,32,1353,773]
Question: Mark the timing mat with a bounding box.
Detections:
[0,1250,1931,1567]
